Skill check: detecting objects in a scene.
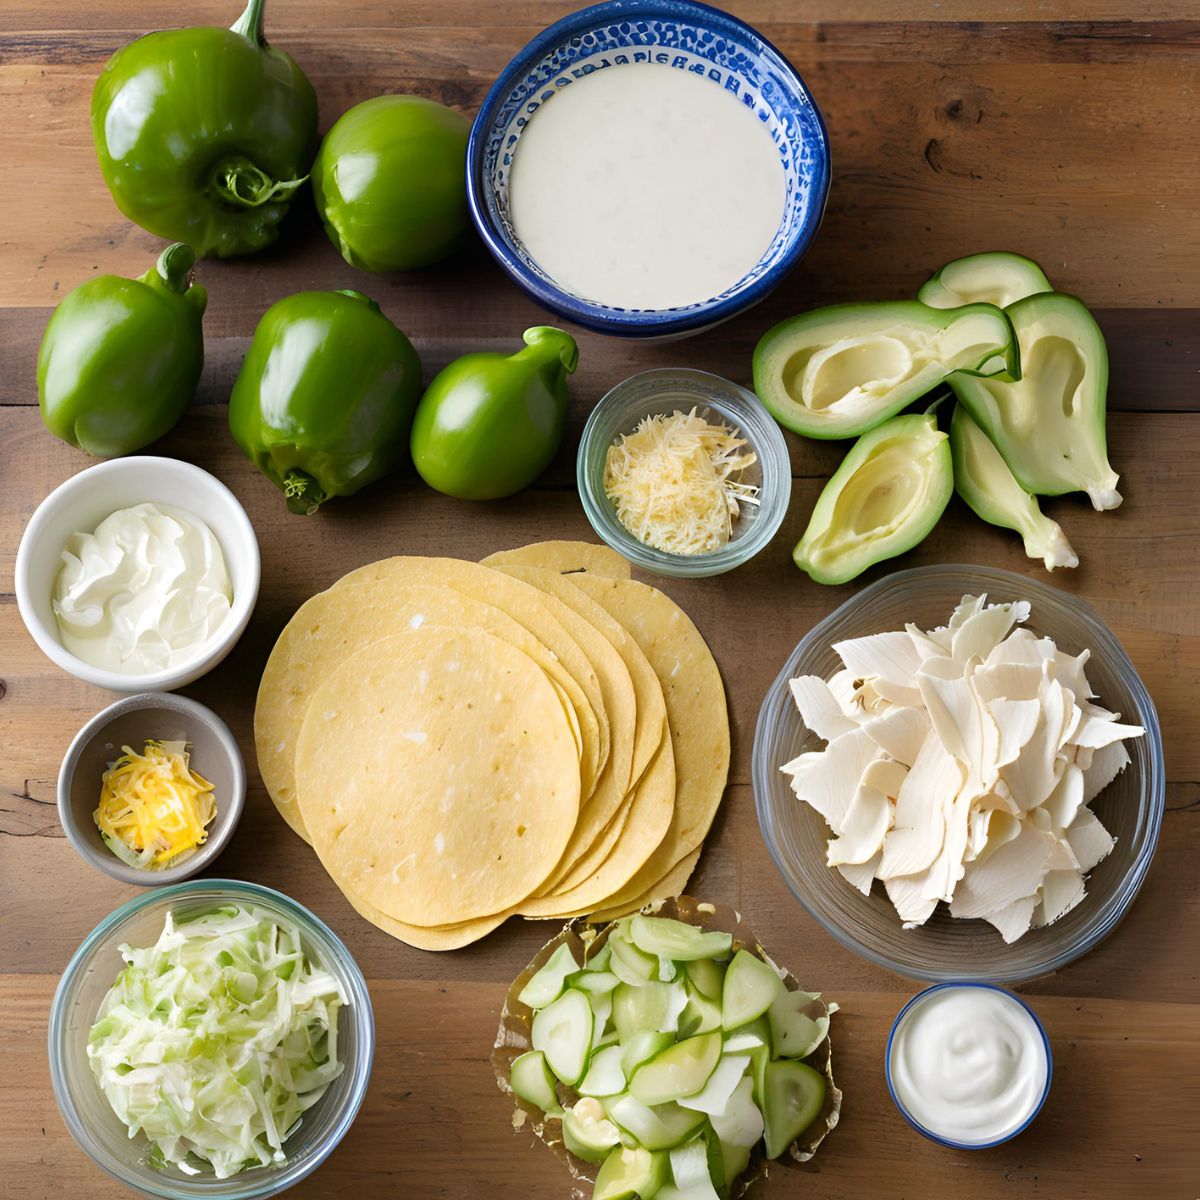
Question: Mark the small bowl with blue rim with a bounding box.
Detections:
[467,0,831,339]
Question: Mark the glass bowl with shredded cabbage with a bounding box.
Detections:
[578,369,792,578]
[49,880,374,1198]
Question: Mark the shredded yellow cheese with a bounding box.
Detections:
[95,740,216,869]
[604,408,760,556]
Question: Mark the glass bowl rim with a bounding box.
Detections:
[48,878,375,1200]
[752,562,1167,983]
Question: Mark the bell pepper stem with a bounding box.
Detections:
[230,0,268,46]
[522,326,580,375]
[210,156,308,209]
[146,243,196,294]
[282,469,327,516]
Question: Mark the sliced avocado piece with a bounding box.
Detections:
[518,943,580,1010]
[753,300,1018,440]
[722,1014,771,1054]
[510,1049,562,1114]
[630,1032,723,1106]
[949,292,1120,510]
[918,251,1053,311]
[579,1044,627,1098]
[677,984,724,1038]
[629,916,733,963]
[683,957,726,1001]
[708,1077,765,1150]
[767,989,830,1060]
[950,405,1079,570]
[531,987,594,1086]
[604,1094,708,1152]
[594,1145,670,1200]
[721,950,784,1031]
[794,411,954,586]
[613,980,688,1039]
[620,1030,676,1078]
[563,1098,623,1164]
[762,1060,826,1159]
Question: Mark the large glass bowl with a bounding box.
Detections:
[753,565,1165,983]
[48,880,375,1199]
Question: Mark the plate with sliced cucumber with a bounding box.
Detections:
[494,896,841,1200]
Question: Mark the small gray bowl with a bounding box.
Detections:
[58,693,245,886]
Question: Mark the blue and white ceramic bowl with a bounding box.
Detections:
[467,0,831,339]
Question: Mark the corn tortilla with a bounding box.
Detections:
[296,628,581,926]
[481,541,631,579]
[590,849,703,923]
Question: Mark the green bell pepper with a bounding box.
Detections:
[229,290,422,514]
[411,327,578,500]
[313,95,471,271]
[38,243,206,458]
[91,0,318,258]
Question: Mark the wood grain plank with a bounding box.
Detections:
[2,975,1195,1199]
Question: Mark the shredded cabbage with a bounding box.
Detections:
[87,903,348,1178]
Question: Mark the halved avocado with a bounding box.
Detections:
[950,405,1079,570]
[793,412,954,586]
[918,251,1053,310]
[753,300,1018,440]
[949,292,1121,510]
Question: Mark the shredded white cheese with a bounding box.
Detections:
[604,408,760,556]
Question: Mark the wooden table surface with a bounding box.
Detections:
[2,2,1198,1197]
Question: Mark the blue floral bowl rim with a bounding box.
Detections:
[465,0,832,338]
[884,982,1054,1150]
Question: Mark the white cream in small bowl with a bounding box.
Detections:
[16,458,259,693]
[886,983,1052,1148]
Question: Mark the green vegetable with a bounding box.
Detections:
[767,991,830,1060]
[510,1050,563,1114]
[918,251,1053,311]
[531,988,594,1086]
[950,405,1079,571]
[91,0,317,258]
[229,289,422,514]
[794,411,954,585]
[683,958,726,1001]
[621,1030,676,1078]
[605,1095,708,1152]
[87,904,345,1179]
[630,915,733,963]
[761,1061,826,1159]
[578,1045,628,1098]
[411,326,578,500]
[38,244,206,458]
[593,1146,670,1200]
[948,292,1121,510]
[609,930,659,985]
[563,1099,624,1163]
[313,95,470,271]
[721,950,783,1031]
[667,1138,722,1200]
[677,985,724,1038]
[630,1033,723,1106]
[519,944,580,1009]
[753,301,1018,439]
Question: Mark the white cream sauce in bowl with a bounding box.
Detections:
[887,983,1052,1147]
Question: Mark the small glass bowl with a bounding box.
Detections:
[753,564,1165,983]
[49,880,374,1199]
[577,368,792,578]
[885,983,1053,1149]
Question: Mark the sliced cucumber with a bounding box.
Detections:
[722,950,784,1031]
[677,985,724,1038]
[677,1054,750,1116]
[590,988,614,1047]
[571,969,621,996]
[747,1042,770,1111]
[683,957,726,1001]
[586,941,613,972]
[531,988,594,1086]
[723,1014,770,1055]
[708,1077,764,1150]
[563,1098,623,1164]
[610,932,659,986]
[630,1032,723,1106]
[767,990,829,1060]
[715,1138,752,1192]
[620,1030,675,1078]
[613,980,688,1039]
[579,1044,627,1098]
[593,1145,670,1200]
[518,943,579,1010]
[509,1050,562,1114]
[605,1094,708,1152]
[762,1060,826,1159]
[669,1138,721,1200]
[630,916,733,963]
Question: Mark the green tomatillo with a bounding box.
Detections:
[313,95,471,271]
[91,0,318,258]
[38,243,207,458]
[229,290,422,514]
[411,327,578,501]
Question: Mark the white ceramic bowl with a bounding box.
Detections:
[15,457,260,693]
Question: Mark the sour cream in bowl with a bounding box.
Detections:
[468,0,831,339]
[886,983,1052,1149]
[15,457,259,693]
